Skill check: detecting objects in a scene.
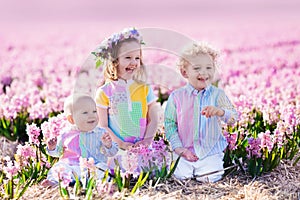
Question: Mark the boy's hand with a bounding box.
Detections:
[47,137,57,151]
[101,132,112,149]
[175,147,199,162]
[201,106,224,118]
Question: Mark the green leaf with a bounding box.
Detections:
[113,164,123,191]
[86,177,96,200]
[167,155,181,178]
[61,187,69,199]
[15,177,33,199]
[293,155,300,166]
[74,174,81,196]
[131,171,149,195]
[139,171,149,186]
[95,59,102,68]
[159,161,167,178]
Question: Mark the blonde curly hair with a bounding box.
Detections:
[178,42,220,70]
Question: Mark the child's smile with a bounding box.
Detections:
[117,41,141,80]
[197,76,209,82]
[125,66,136,73]
[181,54,215,91]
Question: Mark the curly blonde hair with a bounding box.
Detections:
[102,38,147,83]
[178,42,220,70]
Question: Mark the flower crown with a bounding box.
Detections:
[92,27,144,68]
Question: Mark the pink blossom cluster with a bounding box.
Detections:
[79,157,96,174]
[0,33,94,122]
[52,165,73,188]
[26,123,41,146]
[223,130,238,151]
[41,113,68,141]
[220,38,300,130]
[15,142,51,169]
[16,143,36,165]
[1,156,20,179]
[124,138,171,175]
[258,130,274,153]
[246,137,262,159]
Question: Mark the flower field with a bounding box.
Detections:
[0,22,299,199]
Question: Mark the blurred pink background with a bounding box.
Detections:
[1,0,299,32]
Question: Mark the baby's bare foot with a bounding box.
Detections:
[41,179,57,188]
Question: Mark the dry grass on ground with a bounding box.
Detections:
[18,154,300,200]
[1,137,299,200]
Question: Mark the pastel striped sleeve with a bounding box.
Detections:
[95,88,109,108]
[164,93,183,150]
[217,89,239,125]
[146,85,157,105]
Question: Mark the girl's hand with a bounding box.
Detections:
[120,141,134,150]
[201,106,224,118]
[101,132,112,149]
[134,138,152,147]
[47,137,57,151]
[175,147,199,162]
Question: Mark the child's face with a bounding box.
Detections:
[181,53,215,91]
[72,97,98,132]
[117,41,141,80]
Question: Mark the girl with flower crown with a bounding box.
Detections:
[93,28,160,151]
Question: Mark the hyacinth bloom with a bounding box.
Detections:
[26,123,41,146]
[122,151,139,178]
[1,76,13,86]
[223,130,238,151]
[96,181,114,195]
[273,127,285,148]
[246,137,262,159]
[258,130,274,153]
[40,156,51,168]
[121,138,171,176]
[15,143,36,167]
[52,166,73,188]
[3,157,20,179]
[79,157,97,174]
[41,114,67,141]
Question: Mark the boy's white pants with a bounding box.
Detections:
[173,152,224,183]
